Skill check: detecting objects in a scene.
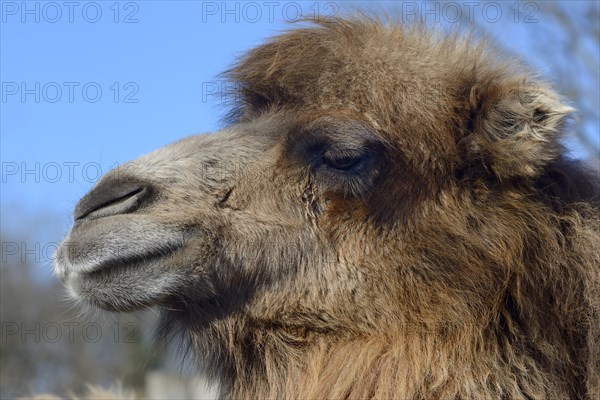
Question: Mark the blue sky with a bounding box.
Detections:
[2,1,599,240]
[2,1,289,223]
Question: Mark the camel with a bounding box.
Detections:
[54,17,600,399]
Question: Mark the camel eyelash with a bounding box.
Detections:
[323,154,363,171]
[310,147,382,199]
[286,121,384,195]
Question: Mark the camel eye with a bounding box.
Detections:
[323,154,363,170]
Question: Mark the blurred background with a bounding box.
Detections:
[1,1,598,398]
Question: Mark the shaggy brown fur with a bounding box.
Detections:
[55,17,600,399]
[28,384,135,400]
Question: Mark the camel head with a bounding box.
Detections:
[54,18,599,399]
[54,17,578,330]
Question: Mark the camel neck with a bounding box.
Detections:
[204,327,579,399]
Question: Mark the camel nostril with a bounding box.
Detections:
[74,178,153,221]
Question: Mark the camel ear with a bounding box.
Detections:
[464,79,573,179]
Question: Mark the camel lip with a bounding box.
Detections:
[71,243,183,279]
[54,232,186,286]
[54,216,189,282]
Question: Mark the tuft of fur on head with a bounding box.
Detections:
[226,17,577,182]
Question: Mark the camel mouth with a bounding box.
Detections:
[55,215,186,273]
[65,247,183,311]
[59,243,186,312]
[74,243,182,278]
[54,216,189,310]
